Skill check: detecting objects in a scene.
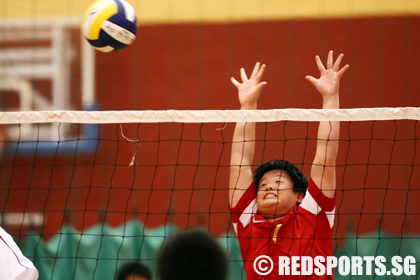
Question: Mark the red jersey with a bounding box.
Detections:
[230,178,336,279]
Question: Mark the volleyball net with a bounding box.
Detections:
[1,108,420,279]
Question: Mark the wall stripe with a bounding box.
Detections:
[0,0,419,23]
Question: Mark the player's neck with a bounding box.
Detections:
[265,214,286,223]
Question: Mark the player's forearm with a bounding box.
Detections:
[230,101,258,164]
[316,122,339,164]
[231,121,256,167]
[317,95,340,164]
[322,94,339,110]
[311,95,339,197]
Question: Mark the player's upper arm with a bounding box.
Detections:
[229,163,253,209]
[229,122,256,208]
[310,131,338,198]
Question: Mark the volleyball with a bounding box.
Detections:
[82,0,137,53]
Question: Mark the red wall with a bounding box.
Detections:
[96,17,420,111]
[2,16,420,242]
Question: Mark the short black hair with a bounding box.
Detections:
[253,159,308,194]
[158,229,227,280]
[116,261,152,280]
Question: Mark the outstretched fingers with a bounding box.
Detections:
[332,53,343,71]
[327,50,334,70]
[231,62,267,88]
[256,80,267,91]
[240,68,248,82]
[250,62,260,79]
[315,55,326,73]
[305,75,317,85]
[250,62,265,81]
[332,52,350,76]
[315,51,349,77]
[337,63,350,78]
[231,77,241,87]
[255,63,266,82]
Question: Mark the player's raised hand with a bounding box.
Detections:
[231,62,267,109]
[305,51,349,98]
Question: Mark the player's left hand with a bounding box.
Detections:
[305,50,349,98]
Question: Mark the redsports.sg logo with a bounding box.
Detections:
[253,255,417,276]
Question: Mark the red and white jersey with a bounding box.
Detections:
[230,178,336,280]
[0,226,39,280]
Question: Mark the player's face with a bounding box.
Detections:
[256,169,302,221]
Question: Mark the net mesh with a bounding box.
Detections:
[1,108,419,279]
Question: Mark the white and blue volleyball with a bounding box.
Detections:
[83,0,137,52]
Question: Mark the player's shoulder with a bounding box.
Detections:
[230,181,257,211]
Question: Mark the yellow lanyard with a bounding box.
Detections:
[272,224,282,244]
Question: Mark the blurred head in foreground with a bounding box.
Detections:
[116,261,152,280]
[158,230,227,280]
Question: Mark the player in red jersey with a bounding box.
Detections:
[229,51,349,279]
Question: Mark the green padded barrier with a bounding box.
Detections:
[18,220,419,280]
